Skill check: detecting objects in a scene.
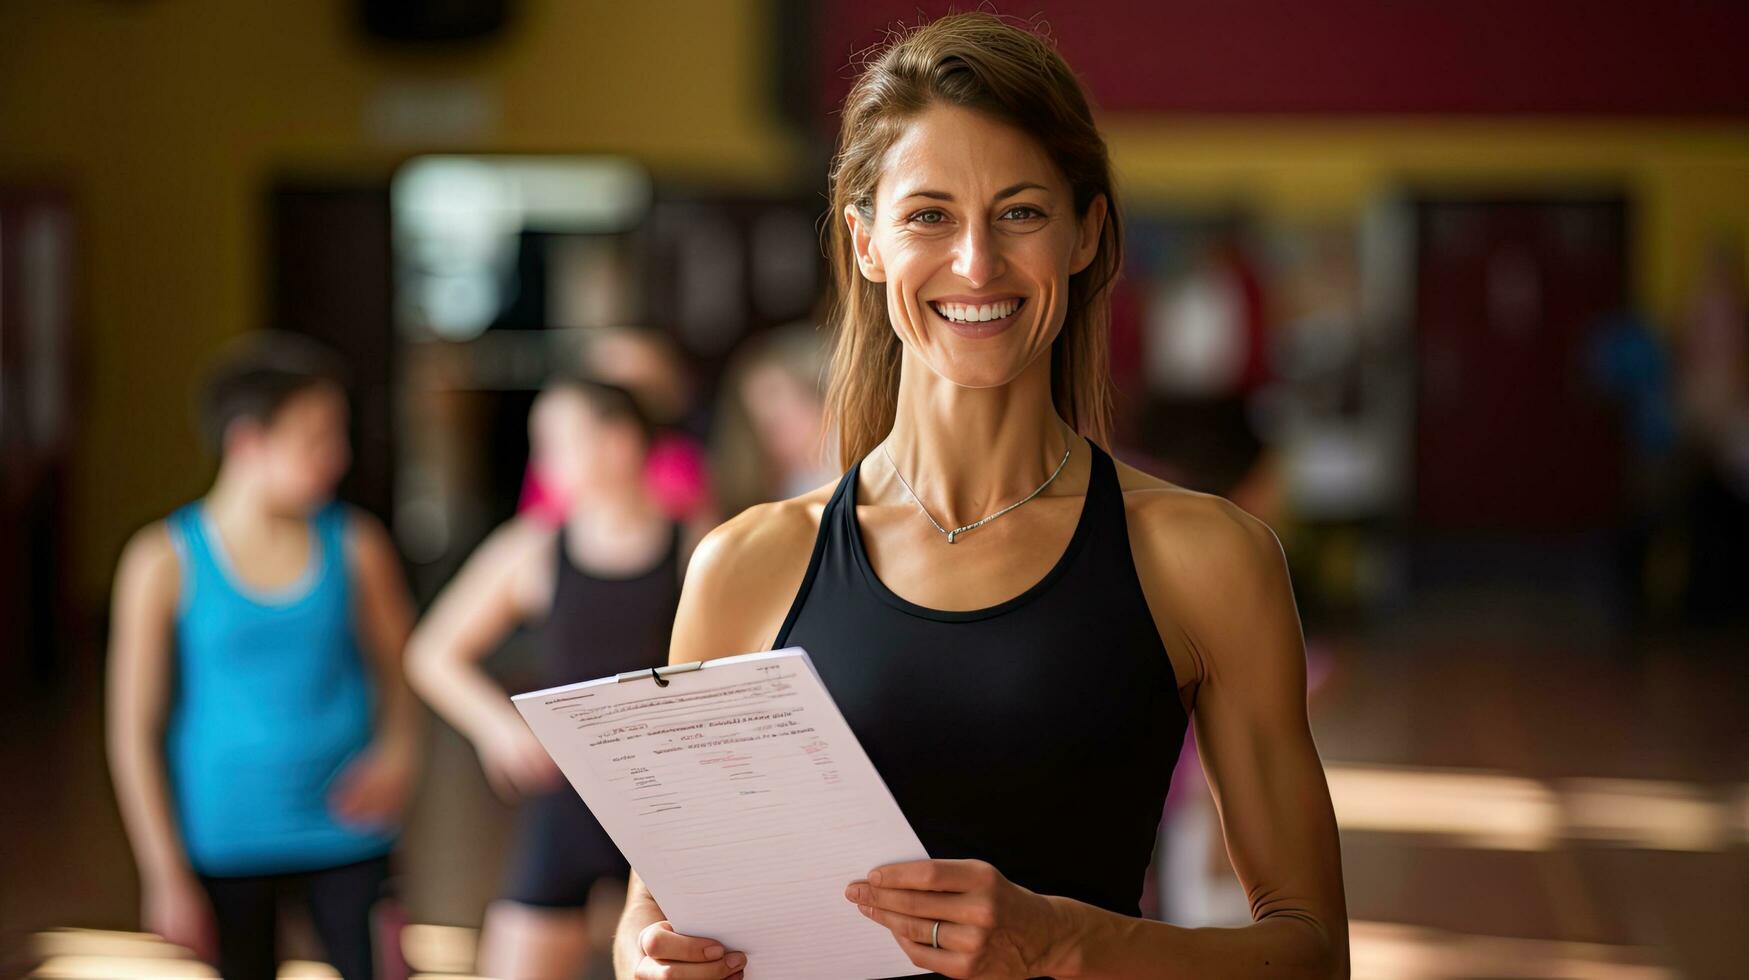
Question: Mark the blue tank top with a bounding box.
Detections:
[165,500,395,876]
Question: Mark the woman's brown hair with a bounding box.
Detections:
[823,11,1123,470]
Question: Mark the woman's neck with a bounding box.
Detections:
[566,479,663,534]
[205,466,305,533]
[879,346,1078,525]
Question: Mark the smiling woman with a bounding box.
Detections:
[613,11,1348,980]
[824,19,1122,465]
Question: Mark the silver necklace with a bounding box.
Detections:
[881,437,1074,544]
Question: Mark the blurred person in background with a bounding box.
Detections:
[616,13,1346,980]
[516,328,715,537]
[105,333,420,980]
[710,322,836,518]
[407,376,701,980]
[1677,238,1749,625]
[585,325,715,524]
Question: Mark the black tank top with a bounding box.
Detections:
[538,520,682,688]
[775,438,1189,938]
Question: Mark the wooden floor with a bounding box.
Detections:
[3,602,1744,979]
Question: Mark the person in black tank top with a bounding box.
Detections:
[775,438,1182,923]
[616,14,1346,980]
[536,518,681,690]
[501,517,681,909]
[408,376,692,980]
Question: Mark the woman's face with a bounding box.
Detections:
[530,388,639,504]
[845,103,1107,390]
[741,362,822,471]
[238,383,350,514]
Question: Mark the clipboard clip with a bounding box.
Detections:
[614,660,704,688]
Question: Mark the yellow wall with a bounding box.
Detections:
[1103,117,1749,325]
[0,0,803,603]
[4,0,1749,607]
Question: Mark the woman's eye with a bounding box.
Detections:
[908,209,947,225]
[1002,206,1044,221]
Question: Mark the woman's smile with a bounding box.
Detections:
[927,295,1027,339]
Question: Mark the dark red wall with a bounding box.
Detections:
[816,1,1749,118]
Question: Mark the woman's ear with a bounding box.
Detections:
[1069,193,1108,275]
[845,203,887,283]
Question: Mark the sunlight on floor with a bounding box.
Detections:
[1326,764,1744,852]
[1350,920,1676,980]
[25,768,1728,979]
[28,920,1682,980]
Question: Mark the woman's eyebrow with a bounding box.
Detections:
[896,181,1049,203]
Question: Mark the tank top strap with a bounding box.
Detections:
[663,518,685,568]
[773,465,857,648]
[553,519,573,581]
[1082,439,1127,542]
[315,501,349,558]
[166,503,212,616]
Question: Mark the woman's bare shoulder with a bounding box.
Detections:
[671,478,840,661]
[1111,454,1293,689]
[701,479,836,568]
[1112,454,1278,558]
[115,520,181,611]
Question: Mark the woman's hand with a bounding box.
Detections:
[630,920,746,980]
[475,713,563,803]
[328,738,417,830]
[845,858,1072,979]
[142,869,216,964]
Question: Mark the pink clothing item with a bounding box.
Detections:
[516,459,569,527]
[516,431,712,524]
[646,431,712,521]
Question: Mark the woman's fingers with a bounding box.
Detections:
[640,920,718,959]
[518,743,563,792]
[637,921,747,977]
[856,903,974,951]
[635,957,746,980]
[868,857,996,892]
[846,880,966,922]
[859,904,977,978]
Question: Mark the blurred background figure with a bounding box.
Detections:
[105,334,419,980]
[710,321,835,519]
[407,377,691,980]
[580,327,716,525]
[516,328,715,528]
[1676,239,1749,625]
[4,2,1749,979]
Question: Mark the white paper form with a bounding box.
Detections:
[512,647,929,980]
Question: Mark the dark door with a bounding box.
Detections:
[267,182,396,521]
[1413,197,1628,532]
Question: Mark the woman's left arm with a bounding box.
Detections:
[849,494,1348,979]
[331,508,423,830]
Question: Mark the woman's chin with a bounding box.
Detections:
[925,350,1040,391]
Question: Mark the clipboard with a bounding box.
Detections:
[512,647,929,979]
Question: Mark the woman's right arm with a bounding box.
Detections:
[106,524,212,958]
[613,496,822,980]
[405,519,559,801]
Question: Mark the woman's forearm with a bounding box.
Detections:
[107,724,189,884]
[371,668,422,754]
[1045,896,1343,980]
[405,638,521,744]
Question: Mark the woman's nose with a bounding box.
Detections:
[950,223,1004,286]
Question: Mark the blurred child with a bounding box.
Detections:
[106,333,420,980]
[407,376,698,980]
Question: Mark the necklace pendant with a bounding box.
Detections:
[947,529,958,544]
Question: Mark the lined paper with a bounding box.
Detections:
[513,647,929,980]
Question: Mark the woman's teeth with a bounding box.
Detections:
[931,298,1022,323]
